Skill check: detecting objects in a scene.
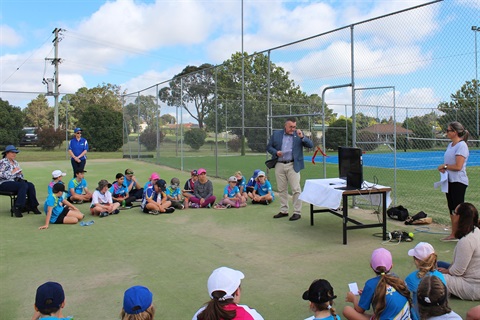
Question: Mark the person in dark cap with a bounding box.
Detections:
[68,127,88,177]
[120,285,155,320]
[302,279,339,320]
[182,169,198,208]
[0,145,41,217]
[31,281,69,320]
[90,179,120,217]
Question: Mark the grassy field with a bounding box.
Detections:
[0,150,478,319]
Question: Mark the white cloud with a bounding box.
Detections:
[0,25,22,47]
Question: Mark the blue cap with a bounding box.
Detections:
[35,282,65,311]
[123,286,153,314]
[253,169,261,178]
[2,145,20,155]
[74,127,82,133]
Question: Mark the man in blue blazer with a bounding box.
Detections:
[267,117,313,221]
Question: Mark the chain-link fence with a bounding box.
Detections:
[121,0,479,223]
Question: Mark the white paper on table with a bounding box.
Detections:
[433,171,448,193]
[348,282,359,295]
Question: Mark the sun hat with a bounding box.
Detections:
[207,267,244,298]
[74,127,82,133]
[228,176,237,182]
[197,168,207,175]
[35,282,65,311]
[371,248,393,272]
[125,169,134,175]
[408,242,435,261]
[171,177,180,186]
[2,145,20,155]
[96,179,112,191]
[150,172,160,180]
[257,171,266,177]
[302,279,337,304]
[123,286,153,315]
[52,170,66,179]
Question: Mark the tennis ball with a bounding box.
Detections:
[408,232,414,238]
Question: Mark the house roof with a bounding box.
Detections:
[360,123,413,135]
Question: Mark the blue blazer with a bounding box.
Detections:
[266,130,313,173]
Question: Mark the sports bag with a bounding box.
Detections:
[387,205,409,221]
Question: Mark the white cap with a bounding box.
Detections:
[207,267,244,298]
[52,170,67,179]
[257,171,266,177]
[228,176,237,182]
[408,242,435,261]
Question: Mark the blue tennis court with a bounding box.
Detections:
[305,150,480,171]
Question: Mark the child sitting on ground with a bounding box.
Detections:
[110,173,136,208]
[252,171,274,205]
[39,183,84,229]
[215,176,247,209]
[234,171,248,202]
[405,242,446,320]
[141,179,174,214]
[32,281,71,320]
[246,169,261,200]
[182,170,198,208]
[90,179,120,218]
[47,169,66,195]
[417,275,462,320]
[302,278,340,320]
[166,177,187,209]
[66,169,92,203]
[343,248,412,320]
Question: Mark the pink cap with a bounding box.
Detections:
[150,172,160,180]
[197,168,206,175]
[371,248,392,272]
[408,242,435,261]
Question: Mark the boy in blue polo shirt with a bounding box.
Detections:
[40,183,84,229]
[67,170,92,203]
[110,173,136,208]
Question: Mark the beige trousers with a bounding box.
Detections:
[274,162,302,215]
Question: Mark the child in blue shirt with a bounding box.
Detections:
[302,278,340,320]
[166,177,186,209]
[246,169,261,201]
[252,171,274,205]
[344,248,411,320]
[47,169,66,195]
[66,170,92,203]
[215,176,246,209]
[141,179,174,214]
[234,171,248,202]
[110,173,136,208]
[40,183,84,229]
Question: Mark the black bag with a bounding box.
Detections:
[265,158,278,169]
[387,205,409,221]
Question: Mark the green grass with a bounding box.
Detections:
[0,156,477,319]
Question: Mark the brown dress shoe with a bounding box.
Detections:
[289,213,301,221]
[273,212,288,219]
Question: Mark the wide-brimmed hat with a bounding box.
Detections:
[2,145,20,155]
[97,179,112,191]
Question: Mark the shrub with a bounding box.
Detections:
[227,137,241,152]
[37,127,65,150]
[184,128,207,150]
[139,128,165,151]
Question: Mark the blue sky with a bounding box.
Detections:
[1,0,479,121]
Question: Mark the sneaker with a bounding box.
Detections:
[73,200,84,204]
[32,207,42,214]
[99,211,109,218]
[165,207,175,214]
[225,204,232,209]
[180,204,185,210]
[112,209,120,215]
[190,202,200,208]
[149,210,160,215]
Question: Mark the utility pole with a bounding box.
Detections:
[48,28,63,130]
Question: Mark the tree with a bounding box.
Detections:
[184,128,207,150]
[23,94,50,128]
[64,83,125,127]
[77,104,123,151]
[159,64,215,129]
[437,79,478,139]
[161,114,175,125]
[0,99,24,146]
[402,112,436,149]
[325,118,352,150]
